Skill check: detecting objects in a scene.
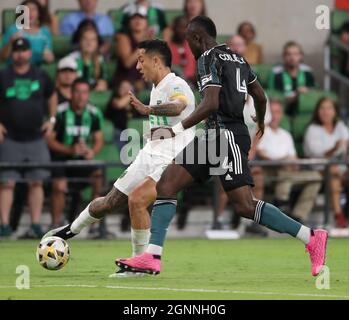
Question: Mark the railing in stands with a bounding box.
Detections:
[1,158,348,227]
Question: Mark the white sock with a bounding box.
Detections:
[131,228,150,257]
[146,244,163,256]
[71,204,100,234]
[296,225,311,245]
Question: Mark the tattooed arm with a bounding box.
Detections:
[129,91,187,117]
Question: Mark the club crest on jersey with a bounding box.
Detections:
[157,100,162,105]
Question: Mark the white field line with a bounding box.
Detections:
[0,284,348,299]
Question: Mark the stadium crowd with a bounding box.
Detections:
[0,0,349,239]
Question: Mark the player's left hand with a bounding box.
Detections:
[129,91,150,115]
[150,127,175,140]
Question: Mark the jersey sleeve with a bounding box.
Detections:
[197,51,222,92]
[246,62,257,85]
[167,83,189,105]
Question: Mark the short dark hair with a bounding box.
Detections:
[189,16,217,39]
[138,39,172,68]
[72,78,90,91]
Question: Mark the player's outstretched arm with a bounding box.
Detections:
[248,80,267,137]
[129,91,187,117]
[172,86,220,134]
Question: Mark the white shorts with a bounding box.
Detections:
[114,149,172,196]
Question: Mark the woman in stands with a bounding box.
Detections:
[0,0,54,65]
[67,27,108,91]
[36,0,59,35]
[183,0,207,21]
[237,21,263,65]
[304,97,349,228]
[113,12,151,93]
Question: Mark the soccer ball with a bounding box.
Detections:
[36,236,70,270]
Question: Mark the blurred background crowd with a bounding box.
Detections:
[0,0,349,240]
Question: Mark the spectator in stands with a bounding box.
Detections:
[167,16,196,85]
[227,34,247,56]
[60,0,114,37]
[120,0,169,38]
[113,12,150,92]
[37,0,59,35]
[268,41,315,116]
[237,21,263,65]
[67,27,108,91]
[0,0,54,66]
[105,80,134,152]
[47,78,104,227]
[304,97,349,228]
[255,99,322,224]
[72,19,110,57]
[183,0,207,21]
[338,22,349,78]
[0,38,57,238]
[56,56,78,104]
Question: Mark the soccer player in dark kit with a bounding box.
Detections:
[116,16,328,277]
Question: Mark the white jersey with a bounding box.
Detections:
[143,72,196,159]
[114,73,196,195]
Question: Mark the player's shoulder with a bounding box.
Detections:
[165,74,191,91]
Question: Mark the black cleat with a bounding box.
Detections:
[42,224,76,240]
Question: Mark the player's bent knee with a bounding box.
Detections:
[233,202,255,220]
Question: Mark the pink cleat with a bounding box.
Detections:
[115,253,161,275]
[305,229,328,276]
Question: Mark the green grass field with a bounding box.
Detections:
[0,238,348,300]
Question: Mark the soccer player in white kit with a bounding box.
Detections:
[44,40,196,266]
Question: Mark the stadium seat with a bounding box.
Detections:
[108,9,124,32]
[95,143,125,182]
[298,90,338,114]
[41,63,57,81]
[291,114,312,142]
[252,64,273,88]
[265,89,285,103]
[52,35,72,59]
[2,8,15,33]
[89,90,113,112]
[165,9,183,25]
[103,119,114,144]
[216,34,230,45]
[105,61,117,83]
[331,9,349,34]
[137,89,151,104]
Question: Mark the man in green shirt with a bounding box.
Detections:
[47,78,104,227]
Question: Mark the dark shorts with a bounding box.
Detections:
[0,138,50,182]
[175,129,254,191]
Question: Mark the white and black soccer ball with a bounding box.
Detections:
[36,236,70,270]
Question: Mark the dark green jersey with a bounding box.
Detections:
[53,102,104,160]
